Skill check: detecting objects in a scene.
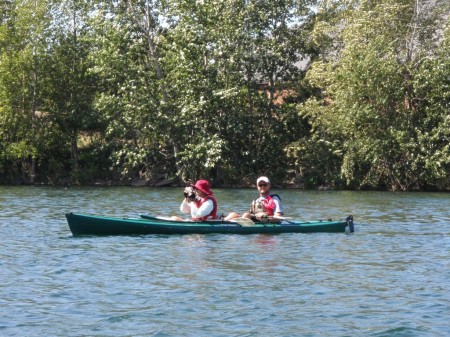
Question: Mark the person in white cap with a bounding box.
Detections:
[225,176,284,223]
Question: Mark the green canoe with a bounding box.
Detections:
[66,212,355,236]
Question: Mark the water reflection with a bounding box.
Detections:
[253,234,279,247]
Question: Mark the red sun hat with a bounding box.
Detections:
[192,179,213,195]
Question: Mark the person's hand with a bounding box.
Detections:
[255,212,270,223]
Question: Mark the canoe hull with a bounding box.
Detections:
[66,213,354,236]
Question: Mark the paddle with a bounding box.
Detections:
[272,216,293,220]
[142,214,292,225]
[230,217,255,226]
[229,216,292,226]
[141,213,255,227]
[258,215,294,223]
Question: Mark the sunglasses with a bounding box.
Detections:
[258,183,268,187]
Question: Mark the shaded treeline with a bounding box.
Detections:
[0,0,449,190]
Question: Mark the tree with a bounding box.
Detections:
[0,0,51,183]
[301,0,450,190]
[412,23,450,189]
[157,0,316,184]
[88,0,317,185]
[42,0,101,182]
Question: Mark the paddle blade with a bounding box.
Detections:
[230,217,255,226]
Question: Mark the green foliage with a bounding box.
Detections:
[411,24,450,189]
[0,0,53,183]
[156,0,313,184]
[1,0,448,190]
[298,0,450,190]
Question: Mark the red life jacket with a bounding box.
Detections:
[193,195,218,220]
[250,194,279,216]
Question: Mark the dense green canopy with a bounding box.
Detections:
[1,0,449,190]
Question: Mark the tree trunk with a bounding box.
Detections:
[71,131,79,180]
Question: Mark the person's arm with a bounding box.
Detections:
[180,199,191,214]
[190,199,213,219]
[272,196,284,216]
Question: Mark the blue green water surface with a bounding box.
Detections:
[0,186,449,336]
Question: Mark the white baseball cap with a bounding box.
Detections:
[256,176,270,184]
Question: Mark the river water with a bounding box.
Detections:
[0,186,449,336]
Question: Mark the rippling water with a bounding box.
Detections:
[0,186,449,336]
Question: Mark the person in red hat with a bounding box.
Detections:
[172,179,218,221]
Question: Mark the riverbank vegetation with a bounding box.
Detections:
[1,0,449,190]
